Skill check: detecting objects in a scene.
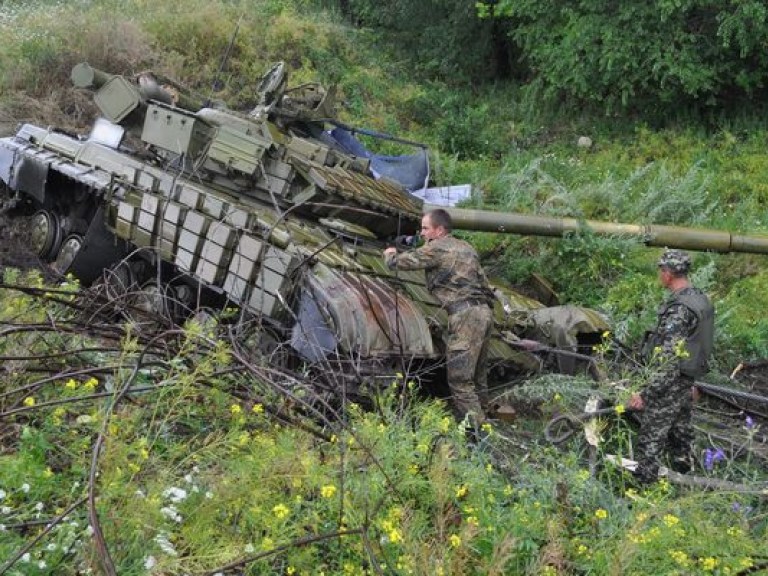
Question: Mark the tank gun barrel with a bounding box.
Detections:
[430,205,768,255]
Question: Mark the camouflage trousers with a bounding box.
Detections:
[445,304,494,427]
[635,374,695,482]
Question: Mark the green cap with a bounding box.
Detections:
[658,249,691,274]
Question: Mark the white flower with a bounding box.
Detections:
[35,502,44,511]
[155,532,178,556]
[21,483,30,493]
[144,556,157,569]
[184,474,193,483]
[38,560,47,569]
[135,489,146,498]
[244,543,255,554]
[0,524,5,532]
[205,491,213,499]
[160,506,182,523]
[21,552,31,563]
[86,524,94,536]
[46,543,57,551]
[1,506,11,514]
[0,489,6,499]
[162,487,188,503]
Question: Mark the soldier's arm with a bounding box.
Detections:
[385,243,441,271]
[642,303,698,402]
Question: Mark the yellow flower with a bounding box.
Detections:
[272,504,290,519]
[449,534,461,548]
[321,485,337,498]
[699,557,718,571]
[481,422,493,435]
[663,514,679,527]
[553,393,562,401]
[252,403,264,414]
[83,377,98,390]
[614,404,626,415]
[439,417,452,433]
[43,467,54,478]
[23,396,35,407]
[52,407,66,425]
[230,404,242,415]
[503,484,513,496]
[577,544,588,555]
[594,508,608,520]
[287,568,296,575]
[466,516,479,527]
[455,484,468,499]
[140,447,149,460]
[669,550,690,567]
[388,528,402,543]
[65,379,77,389]
[673,339,690,359]
[740,558,754,569]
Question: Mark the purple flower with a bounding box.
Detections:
[731,502,753,515]
[704,447,726,471]
[746,416,755,429]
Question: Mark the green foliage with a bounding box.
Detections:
[2,273,768,574]
[340,0,509,83]
[716,272,768,363]
[485,0,768,112]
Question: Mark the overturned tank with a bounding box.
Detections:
[0,62,610,389]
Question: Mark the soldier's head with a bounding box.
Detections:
[657,249,691,287]
[421,209,452,241]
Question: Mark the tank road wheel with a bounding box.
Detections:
[133,281,179,325]
[30,210,64,261]
[52,234,83,276]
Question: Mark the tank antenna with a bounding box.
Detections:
[206,14,243,107]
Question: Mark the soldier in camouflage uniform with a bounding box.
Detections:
[628,249,714,483]
[383,209,495,429]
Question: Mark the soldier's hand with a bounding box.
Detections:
[691,385,701,403]
[627,393,644,411]
[383,247,397,258]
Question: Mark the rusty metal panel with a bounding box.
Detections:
[305,264,434,358]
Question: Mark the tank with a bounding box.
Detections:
[0,62,609,391]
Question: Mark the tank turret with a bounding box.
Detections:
[0,62,613,395]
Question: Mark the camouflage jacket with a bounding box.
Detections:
[384,235,494,307]
[643,287,710,402]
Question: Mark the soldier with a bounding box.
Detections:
[628,249,714,483]
[383,209,495,431]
